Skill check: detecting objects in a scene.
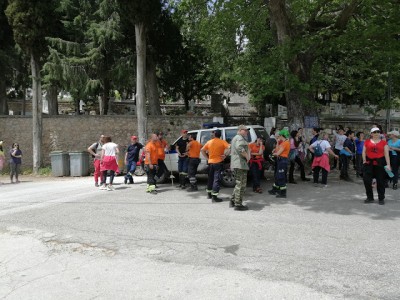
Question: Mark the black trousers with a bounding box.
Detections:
[289,155,306,181]
[363,163,386,200]
[207,163,223,195]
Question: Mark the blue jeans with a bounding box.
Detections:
[178,156,189,174]
[125,161,137,183]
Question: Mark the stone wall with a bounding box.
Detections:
[1,114,399,170]
[0,115,211,169]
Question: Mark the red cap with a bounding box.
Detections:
[131,136,138,140]
[181,129,188,134]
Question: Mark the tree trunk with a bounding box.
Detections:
[103,79,110,115]
[0,78,8,115]
[47,84,58,115]
[136,22,148,144]
[22,88,26,115]
[30,53,42,174]
[285,53,317,129]
[146,54,161,116]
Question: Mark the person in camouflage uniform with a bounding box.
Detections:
[230,125,250,211]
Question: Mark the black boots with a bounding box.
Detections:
[187,184,198,192]
[212,195,223,202]
[268,186,279,195]
[276,189,287,198]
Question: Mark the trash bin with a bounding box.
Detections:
[50,151,70,176]
[69,151,89,176]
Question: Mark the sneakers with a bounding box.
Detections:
[234,204,249,211]
[301,178,310,182]
[393,183,398,190]
[107,185,115,191]
[229,199,235,208]
[99,184,107,190]
[124,178,128,184]
[95,182,99,187]
[288,180,297,184]
[378,199,385,205]
[364,198,374,204]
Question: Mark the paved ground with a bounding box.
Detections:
[0,171,399,300]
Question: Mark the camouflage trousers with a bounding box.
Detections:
[232,168,248,205]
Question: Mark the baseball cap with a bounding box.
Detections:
[131,136,138,140]
[370,127,380,133]
[238,125,248,131]
[181,129,188,134]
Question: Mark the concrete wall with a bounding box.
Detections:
[0,115,211,169]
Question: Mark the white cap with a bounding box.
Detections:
[388,130,400,137]
[370,127,380,133]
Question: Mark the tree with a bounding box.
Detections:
[0,0,15,115]
[6,0,59,173]
[118,0,161,143]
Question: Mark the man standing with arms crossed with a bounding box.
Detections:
[230,125,250,211]
[201,129,230,202]
[176,129,190,189]
[187,133,202,191]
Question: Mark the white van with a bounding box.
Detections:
[161,125,269,187]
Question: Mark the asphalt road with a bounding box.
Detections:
[0,171,399,300]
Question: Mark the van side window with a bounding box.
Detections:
[200,131,212,145]
[225,129,237,144]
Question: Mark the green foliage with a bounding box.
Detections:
[5,0,59,57]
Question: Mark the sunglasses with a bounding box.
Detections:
[372,131,380,134]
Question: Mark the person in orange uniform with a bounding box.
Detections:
[145,133,159,194]
[155,132,169,181]
[249,137,265,193]
[186,134,202,191]
[201,130,230,202]
[268,129,290,198]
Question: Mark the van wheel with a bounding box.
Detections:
[156,171,167,184]
[134,166,146,176]
[221,168,236,187]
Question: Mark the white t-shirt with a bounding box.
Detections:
[102,142,118,156]
[311,140,331,154]
[333,130,346,150]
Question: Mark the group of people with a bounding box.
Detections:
[87,122,399,208]
[268,123,399,205]
[0,140,23,185]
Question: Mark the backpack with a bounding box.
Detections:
[314,141,323,157]
[90,142,99,158]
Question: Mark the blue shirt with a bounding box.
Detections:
[388,139,400,156]
[355,139,364,155]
